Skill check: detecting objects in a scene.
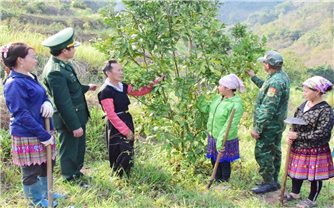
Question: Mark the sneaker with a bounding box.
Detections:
[283,192,300,202]
[52,193,67,200]
[251,183,278,194]
[296,199,317,208]
[33,199,58,208]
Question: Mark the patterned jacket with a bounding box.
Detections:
[251,69,290,134]
[293,101,334,148]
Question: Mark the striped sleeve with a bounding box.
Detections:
[100,98,130,136]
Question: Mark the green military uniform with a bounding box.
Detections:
[251,52,290,185]
[42,28,90,180]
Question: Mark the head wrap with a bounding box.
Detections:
[302,76,333,94]
[219,74,245,93]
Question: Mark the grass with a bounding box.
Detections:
[0,26,107,69]
[1,102,333,207]
[0,8,333,205]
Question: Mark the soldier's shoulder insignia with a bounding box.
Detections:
[59,62,65,68]
[267,87,276,97]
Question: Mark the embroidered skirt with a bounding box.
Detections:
[206,135,240,162]
[288,144,334,181]
[11,135,56,167]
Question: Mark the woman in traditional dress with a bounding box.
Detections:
[285,76,334,208]
[2,42,63,207]
[97,60,164,177]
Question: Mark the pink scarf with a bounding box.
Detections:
[219,74,245,93]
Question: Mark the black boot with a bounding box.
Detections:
[251,182,278,194]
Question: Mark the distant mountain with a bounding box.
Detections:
[219,0,333,68]
[218,0,282,25]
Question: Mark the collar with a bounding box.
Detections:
[4,70,37,84]
[9,70,37,79]
[223,95,240,102]
[104,79,123,92]
[52,56,70,67]
[268,69,281,78]
[298,100,327,112]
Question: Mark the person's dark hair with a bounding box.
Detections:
[1,42,33,68]
[50,46,73,56]
[326,85,333,92]
[268,63,282,70]
[102,60,118,77]
[50,49,63,56]
[305,85,332,95]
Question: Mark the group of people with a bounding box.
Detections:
[204,51,334,208]
[1,27,333,208]
[0,27,163,207]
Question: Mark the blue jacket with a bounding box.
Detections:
[3,70,52,141]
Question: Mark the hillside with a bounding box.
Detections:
[219,0,334,68]
[0,1,334,208]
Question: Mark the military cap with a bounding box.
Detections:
[42,27,80,51]
[257,50,283,67]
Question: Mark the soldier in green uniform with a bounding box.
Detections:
[247,51,290,194]
[42,28,97,183]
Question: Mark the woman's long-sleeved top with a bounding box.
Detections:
[3,70,52,141]
[97,79,158,137]
[292,101,334,148]
[199,95,244,150]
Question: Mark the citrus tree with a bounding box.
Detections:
[97,0,265,162]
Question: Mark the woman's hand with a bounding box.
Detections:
[247,70,256,77]
[251,130,260,140]
[219,147,225,154]
[41,135,55,146]
[154,75,166,83]
[40,101,54,118]
[126,131,134,140]
[287,131,298,145]
[88,84,97,91]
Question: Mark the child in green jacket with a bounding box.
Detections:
[200,74,244,182]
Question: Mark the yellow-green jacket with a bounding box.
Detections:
[199,95,244,150]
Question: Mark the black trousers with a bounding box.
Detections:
[108,136,134,177]
[210,158,231,182]
[21,161,55,185]
[291,178,323,202]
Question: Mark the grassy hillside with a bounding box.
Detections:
[1,101,333,208]
[0,1,334,208]
[219,0,333,68]
[0,1,109,81]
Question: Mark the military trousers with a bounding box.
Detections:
[58,126,86,180]
[255,130,282,183]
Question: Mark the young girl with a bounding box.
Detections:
[200,74,244,182]
[97,60,164,177]
[286,76,334,208]
[2,43,63,207]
